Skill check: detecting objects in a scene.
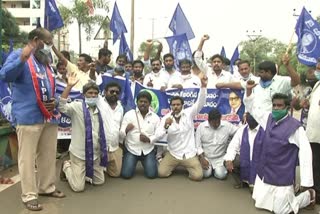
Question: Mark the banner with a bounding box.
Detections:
[56,81,83,139]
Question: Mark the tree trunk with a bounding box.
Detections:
[78,22,82,54]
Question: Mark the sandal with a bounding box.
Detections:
[39,189,66,198]
[24,199,43,211]
[0,177,14,184]
[305,189,316,210]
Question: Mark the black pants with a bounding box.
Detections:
[311,143,320,203]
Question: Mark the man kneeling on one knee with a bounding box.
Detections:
[59,74,108,192]
[196,108,238,179]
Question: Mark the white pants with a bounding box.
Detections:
[63,153,105,192]
[203,165,227,179]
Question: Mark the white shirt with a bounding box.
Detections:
[196,120,238,168]
[58,98,101,160]
[167,73,201,89]
[239,73,260,89]
[143,71,168,89]
[120,109,160,156]
[154,88,207,160]
[244,93,313,212]
[96,96,123,152]
[162,69,181,83]
[224,124,260,161]
[250,75,292,112]
[194,51,234,88]
[306,81,320,143]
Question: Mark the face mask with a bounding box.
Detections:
[246,114,258,129]
[85,97,98,107]
[43,44,53,52]
[272,109,288,121]
[315,70,320,80]
[259,79,272,88]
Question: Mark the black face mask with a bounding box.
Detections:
[246,114,258,129]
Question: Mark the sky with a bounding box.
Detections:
[62,0,320,60]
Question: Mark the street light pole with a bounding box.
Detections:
[246,30,262,75]
[130,0,135,55]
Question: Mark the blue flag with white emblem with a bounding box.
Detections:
[166,33,192,66]
[110,2,128,44]
[169,3,195,40]
[230,46,240,73]
[0,80,13,125]
[295,7,320,66]
[44,0,64,31]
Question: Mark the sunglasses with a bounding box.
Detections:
[109,90,120,95]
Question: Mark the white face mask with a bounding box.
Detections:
[85,97,98,107]
[43,44,53,52]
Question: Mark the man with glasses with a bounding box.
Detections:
[0,27,65,211]
[97,82,124,177]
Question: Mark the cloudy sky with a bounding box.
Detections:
[62,0,320,59]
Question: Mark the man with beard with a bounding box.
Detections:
[162,53,181,82]
[249,56,300,112]
[224,113,265,190]
[52,46,94,90]
[154,76,208,181]
[0,28,65,211]
[120,91,160,179]
[97,82,124,177]
[167,59,201,89]
[194,34,234,88]
[143,58,167,90]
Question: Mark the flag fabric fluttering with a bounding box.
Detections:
[0,80,14,125]
[165,33,193,66]
[44,0,64,31]
[169,3,195,40]
[110,2,128,44]
[220,46,226,58]
[119,33,133,62]
[230,46,240,74]
[120,76,135,113]
[295,7,320,66]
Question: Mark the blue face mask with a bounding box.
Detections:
[85,97,98,107]
[315,70,320,80]
[259,79,272,88]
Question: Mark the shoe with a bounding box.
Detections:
[23,199,43,211]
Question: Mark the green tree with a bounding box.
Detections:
[0,8,28,51]
[59,0,109,54]
[137,42,162,60]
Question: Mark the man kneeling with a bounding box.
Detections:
[59,74,107,192]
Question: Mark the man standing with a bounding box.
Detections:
[196,108,238,180]
[120,91,160,179]
[97,82,124,177]
[155,76,208,181]
[95,48,113,74]
[306,62,320,204]
[167,59,201,89]
[0,28,65,211]
[194,35,234,88]
[224,113,264,189]
[59,78,108,192]
[244,80,315,214]
[143,58,167,90]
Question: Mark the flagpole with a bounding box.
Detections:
[130,0,135,56]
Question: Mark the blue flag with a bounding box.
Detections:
[295,7,320,66]
[0,80,14,125]
[230,46,240,73]
[119,33,133,62]
[165,33,192,67]
[110,2,128,44]
[121,76,135,113]
[169,3,195,40]
[220,46,226,58]
[44,0,64,31]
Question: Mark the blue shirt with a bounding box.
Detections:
[0,49,57,125]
